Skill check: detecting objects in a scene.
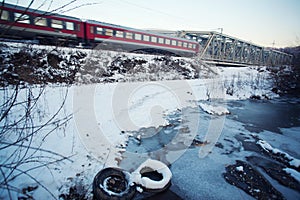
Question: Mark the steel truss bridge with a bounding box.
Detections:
[152,30,293,67]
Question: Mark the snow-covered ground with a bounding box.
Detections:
[0,42,299,199]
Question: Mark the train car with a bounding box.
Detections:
[86,19,199,56]
[0,3,84,45]
[0,3,199,56]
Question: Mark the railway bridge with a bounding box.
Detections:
[152,30,293,67]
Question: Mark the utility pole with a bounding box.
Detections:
[272,40,275,48]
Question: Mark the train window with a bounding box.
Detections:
[135,33,142,40]
[51,19,63,29]
[126,32,133,39]
[143,35,150,41]
[165,39,170,45]
[0,10,9,20]
[192,44,197,49]
[183,42,187,48]
[34,17,47,26]
[177,41,182,47]
[66,22,74,30]
[105,29,113,36]
[116,31,123,38]
[158,38,164,44]
[96,27,103,34]
[14,13,30,24]
[188,43,193,48]
[151,36,157,43]
[90,26,94,34]
[171,40,177,46]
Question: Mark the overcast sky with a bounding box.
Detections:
[6,0,300,47]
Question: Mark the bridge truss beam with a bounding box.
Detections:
[184,31,292,66]
[150,30,293,66]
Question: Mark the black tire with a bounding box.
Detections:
[93,167,136,200]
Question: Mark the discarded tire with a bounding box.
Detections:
[132,159,172,193]
[93,167,136,200]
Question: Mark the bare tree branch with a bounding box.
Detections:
[0,84,18,122]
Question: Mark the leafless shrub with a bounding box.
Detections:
[0,84,72,199]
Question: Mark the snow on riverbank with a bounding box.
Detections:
[199,102,230,115]
[283,168,300,183]
[257,140,300,168]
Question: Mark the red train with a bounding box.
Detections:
[0,3,199,56]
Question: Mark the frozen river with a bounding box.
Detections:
[228,98,300,133]
[1,80,299,200]
[123,97,300,200]
[1,41,299,199]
